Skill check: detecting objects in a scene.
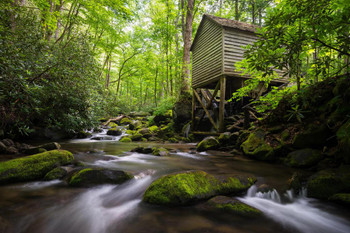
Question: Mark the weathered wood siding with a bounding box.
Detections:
[192,19,223,88]
[223,28,257,76]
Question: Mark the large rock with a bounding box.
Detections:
[0,150,74,184]
[335,119,350,163]
[44,167,68,180]
[143,171,256,206]
[197,136,219,152]
[241,130,274,161]
[329,193,350,206]
[152,147,169,156]
[293,124,330,149]
[23,142,61,155]
[173,93,192,131]
[107,127,122,136]
[307,166,350,199]
[285,148,323,168]
[203,196,262,217]
[69,168,133,187]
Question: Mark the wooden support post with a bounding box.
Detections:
[219,76,226,132]
[191,89,196,130]
[193,89,218,131]
[196,81,220,129]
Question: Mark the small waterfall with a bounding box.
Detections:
[239,186,350,233]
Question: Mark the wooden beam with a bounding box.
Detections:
[193,89,218,131]
[219,76,226,132]
[191,89,196,131]
[196,81,220,129]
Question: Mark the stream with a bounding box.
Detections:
[1,130,350,233]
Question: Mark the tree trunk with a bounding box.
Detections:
[180,0,195,96]
[234,0,239,20]
[155,66,158,106]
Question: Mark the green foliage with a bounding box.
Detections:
[285,105,308,123]
[153,96,176,116]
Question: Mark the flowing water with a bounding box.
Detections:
[0,131,350,233]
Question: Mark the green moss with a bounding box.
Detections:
[307,169,346,199]
[108,122,118,128]
[168,137,178,143]
[131,133,143,141]
[0,150,74,184]
[120,118,132,125]
[152,147,169,156]
[120,137,132,142]
[215,202,261,217]
[126,130,134,135]
[143,171,256,206]
[241,131,274,161]
[285,149,323,168]
[329,193,350,206]
[149,125,159,133]
[44,167,67,180]
[197,137,219,152]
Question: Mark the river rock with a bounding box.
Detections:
[23,142,61,155]
[152,147,169,156]
[0,150,74,184]
[68,168,133,187]
[307,166,350,199]
[241,130,274,161]
[285,148,323,168]
[44,167,68,180]
[143,171,256,206]
[131,146,153,154]
[197,136,219,152]
[201,196,262,217]
[107,127,122,136]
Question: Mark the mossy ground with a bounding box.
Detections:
[0,150,74,184]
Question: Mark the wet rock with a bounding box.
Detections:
[335,119,350,163]
[288,172,308,192]
[131,146,153,154]
[120,118,132,125]
[23,142,61,155]
[143,171,256,206]
[44,167,68,180]
[0,150,74,184]
[76,131,92,139]
[241,130,274,161]
[329,193,350,206]
[307,166,350,199]
[68,168,133,187]
[285,148,323,168]
[107,127,122,136]
[203,196,262,217]
[152,147,169,156]
[197,136,219,152]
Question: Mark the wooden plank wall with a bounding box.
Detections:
[223,28,257,76]
[192,19,223,88]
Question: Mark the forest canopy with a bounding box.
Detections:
[0,0,348,138]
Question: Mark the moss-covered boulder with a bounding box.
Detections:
[284,148,323,168]
[218,132,231,145]
[119,137,132,142]
[44,167,67,180]
[130,133,143,141]
[307,166,350,199]
[204,196,262,217]
[69,168,133,187]
[152,147,169,156]
[120,117,132,125]
[197,136,219,152]
[0,150,74,184]
[293,124,330,149]
[329,193,350,206]
[241,130,274,161]
[107,127,122,136]
[149,125,159,133]
[335,119,350,163]
[143,171,256,206]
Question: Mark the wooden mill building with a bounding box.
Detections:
[191,14,285,133]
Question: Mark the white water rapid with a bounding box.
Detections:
[239,186,350,233]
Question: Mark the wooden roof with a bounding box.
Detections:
[190,14,258,51]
